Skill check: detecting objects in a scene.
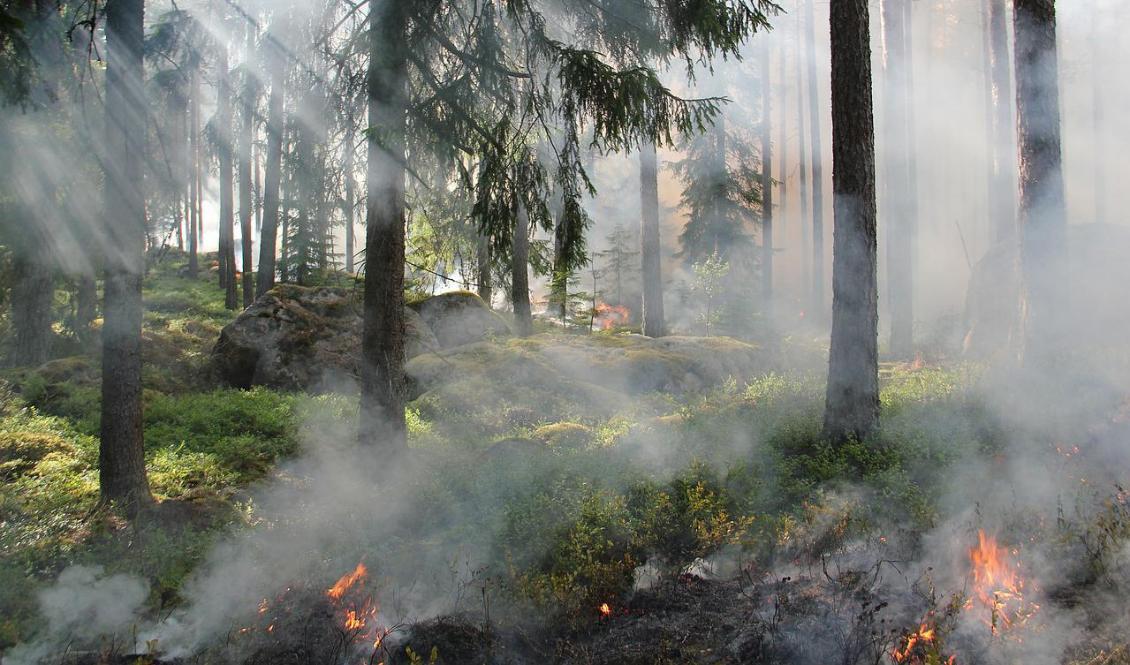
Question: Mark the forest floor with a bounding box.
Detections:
[2,255,1130,664]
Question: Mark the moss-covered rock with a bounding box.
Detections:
[532,422,594,450]
[212,287,517,392]
[211,285,440,391]
[408,290,511,348]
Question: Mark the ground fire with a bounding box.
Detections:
[593,303,631,330]
[967,530,1040,636]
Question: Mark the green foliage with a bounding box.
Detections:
[144,388,299,483]
[502,484,641,625]
[628,462,752,575]
[673,120,762,263]
[690,252,730,335]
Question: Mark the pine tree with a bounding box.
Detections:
[639,139,665,337]
[805,0,827,323]
[882,0,914,358]
[1013,0,1067,369]
[823,0,880,445]
[257,24,287,297]
[100,0,152,513]
[596,223,639,309]
[238,23,257,307]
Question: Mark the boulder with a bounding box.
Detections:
[963,223,1130,358]
[212,287,515,392]
[408,291,511,348]
[212,285,439,391]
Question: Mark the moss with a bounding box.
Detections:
[532,422,594,450]
[0,430,76,478]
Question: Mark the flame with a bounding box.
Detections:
[967,530,1040,635]
[344,610,365,631]
[594,303,631,330]
[327,562,368,601]
[891,623,936,663]
[599,603,612,617]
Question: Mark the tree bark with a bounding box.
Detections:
[1013,0,1068,369]
[342,112,356,274]
[639,139,665,337]
[188,67,200,277]
[795,8,812,317]
[218,43,238,309]
[476,234,492,305]
[257,34,285,297]
[75,274,97,343]
[882,0,914,358]
[512,201,533,337]
[9,253,53,367]
[359,0,409,448]
[806,0,827,324]
[238,25,255,307]
[823,0,880,444]
[551,212,568,322]
[1090,7,1105,224]
[100,0,152,513]
[760,39,774,321]
[988,0,1017,243]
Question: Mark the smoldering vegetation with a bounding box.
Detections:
[5,342,1130,665]
[2,0,1130,663]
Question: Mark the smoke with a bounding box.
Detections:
[2,566,149,665]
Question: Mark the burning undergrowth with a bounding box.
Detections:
[5,365,1130,665]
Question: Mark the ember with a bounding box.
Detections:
[967,530,1040,635]
[599,602,612,617]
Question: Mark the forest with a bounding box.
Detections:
[1,0,1128,663]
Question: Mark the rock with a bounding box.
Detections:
[212,285,439,391]
[963,223,1130,358]
[521,334,774,395]
[408,291,511,348]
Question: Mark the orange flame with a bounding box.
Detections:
[594,303,631,330]
[967,530,1039,635]
[599,603,612,617]
[327,562,368,601]
[891,623,936,663]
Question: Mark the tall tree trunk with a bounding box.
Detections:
[1013,0,1067,369]
[360,0,409,448]
[238,26,255,307]
[760,40,774,320]
[795,6,812,318]
[551,212,568,322]
[254,142,263,233]
[476,234,492,304]
[988,0,1017,242]
[512,201,533,337]
[342,113,356,274]
[76,274,97,343]
[280,121,293,283]
[9,253,53,367]
[903,0,920,282]
[883,0,914,358]
[100,0,151,512]
[639,139,665,337]
[188,67,200,277]
[1090,7,1105,224]
[823,0,879,444]
[257,36,285,297]
[806,0,827,323]
[218,44,238,310]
